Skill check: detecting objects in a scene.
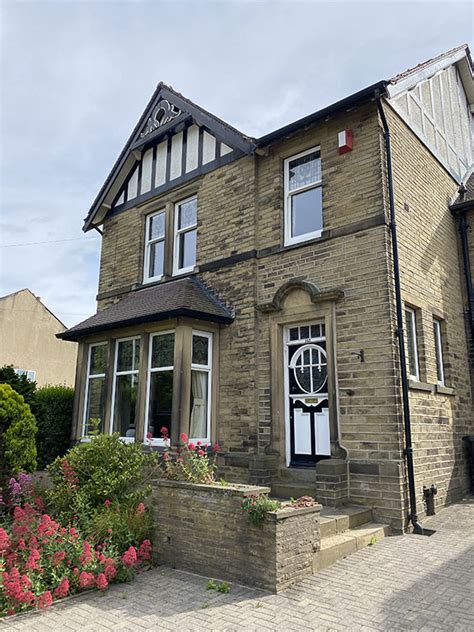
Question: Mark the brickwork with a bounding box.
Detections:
[151,479,321,592]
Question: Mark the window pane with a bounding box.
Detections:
[300,326,310,340]
[405,310,418,378]
[291,187,323,237]
[90,345,107,375]
[179,229,197,269]
[310,325,321,338]
[117,339,140,372]
[288,152,321,191]
[148,240,164,278]
[113,374,139,437]
[178,198,197,229]
[85,377,106,434]
[151,333,174,368]
[192,335,209,365]
[149,212,165,240]
[147,370,173,440]
[433,321,444,384]
[190,370,208,439]
[289,327,299,341]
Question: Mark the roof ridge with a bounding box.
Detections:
[389,43,470,85]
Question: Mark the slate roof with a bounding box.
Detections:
[451,172,474,210]
[57,277,234,341]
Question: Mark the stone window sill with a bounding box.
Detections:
[435,384,455,396]
[408,380,434,392]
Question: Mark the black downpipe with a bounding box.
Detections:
[459,211,474,341]
[376,96,424,535]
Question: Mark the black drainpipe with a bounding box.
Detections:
[459,210,474,341]
[376,94,424,535]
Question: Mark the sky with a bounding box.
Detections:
[1,0,472,327]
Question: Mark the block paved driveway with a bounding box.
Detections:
[2,498,473,631]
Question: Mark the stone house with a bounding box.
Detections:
[0,288,77,387]
[59,45,474,533]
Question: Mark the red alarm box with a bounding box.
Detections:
[338,129,353,154]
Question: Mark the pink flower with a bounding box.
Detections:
[197,441,202,446]
[52,550,66,566]
[104,562,117,580]
[146,431,153,439]
[121,546,137,567]
[96,573,108,591]
[37,590,53,610]
[79,571,95,588]
[136,502,145,515]
[104,499,111,508]
[138,539,152,561]
[53,577,69,599]
[163,452,170,461]
[212,443,221,452]
[160,426,169,437]
[107,528,113,534]
[0,527,10,554]
[180,432,188,443]
[198,449,205,457]
[188,443,196,451]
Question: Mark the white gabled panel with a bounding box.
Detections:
[170,131,183,180]
[127,166,139,200]
[202,131,216,164]
[141,148,153,194]
[185,125,199,173]
[115,191,124,207]
[155,140,167,188]
[220,143,232,156]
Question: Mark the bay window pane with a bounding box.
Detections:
[85,377,106,434]
[178,198,197,229]
[289,152,321,191]
[151,333,174,368]
[113,373,139,437]
[117,339,140,372]
[291,187,323,237]
[149,240,164,278]
[190,370,208,439]
[147,370,173,440]
[192,335,209,365]
[179,229,197,269]
[90,345,107,375]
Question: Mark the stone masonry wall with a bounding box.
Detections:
[151,479,321,592]
[387,103,474,519]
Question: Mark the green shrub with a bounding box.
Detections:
[0,365,36,407]
[46,433,157,524]
[241,493,281,525]
[32,385,74,469]
[87,499,153,553]
[0,383,38,474]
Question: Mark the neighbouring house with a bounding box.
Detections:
[0,289,77,387]
[59,44,474,533]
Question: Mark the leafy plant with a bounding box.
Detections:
[157,429,220,485]
[241,494,281,526]
[0,365,37,407]
[217,581,230,593]
[206,579,218,591]
[87,499,153,554]
[0,384,38,476]
[31,385,74,469]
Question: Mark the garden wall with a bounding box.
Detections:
[151,479,321,592]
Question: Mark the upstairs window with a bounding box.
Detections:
[284,147,322,245]
[433,318,445,386]
[174,196,197,275]
[144,210,166,283]
[405,307,420,381]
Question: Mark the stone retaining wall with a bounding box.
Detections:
[151,479,321,592]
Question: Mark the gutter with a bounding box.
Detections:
[458,210,474,340]
[376,95,424,535]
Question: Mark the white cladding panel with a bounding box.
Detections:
[202,131,216,164]
[170,131,183,180]
[390,65,473,179]
[155,140,167,188]
[116,191,124,206]
[127,166,138,200]
[186,125,199,173]
[293,408,312,455]
[141,148,153,194]
[220,143,233,156]
[315,409,331,456]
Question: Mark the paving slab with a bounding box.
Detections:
[1,498,473,631]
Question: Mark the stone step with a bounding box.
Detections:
[270,482,319,499]
[319,505,373,537]
[314,523,389,572]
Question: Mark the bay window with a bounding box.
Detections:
[111,337,140,440]
[173,196,197,274]
[146,332,175,444]
[144,210,166,282]
[83,343,108,436]
[284,147,323,245]
[190,331,212,441]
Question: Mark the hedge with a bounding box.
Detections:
[33,386,75,469]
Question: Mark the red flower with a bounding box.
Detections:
[79,571,95,588]
[197,441,202,446]
[104,562,117,580]
[136,502,145,515]
[52,550,66,566]
[198,450,205,457]
[54,577,69,599]
[96,572,108,591]
[160,426,169,437]
[180,432,188,443]
[104,499,111,508]
[79,541,94,565]
[212,443,221,452]
[37,590,53,610]
[0,527,10,554]
[138,539,152,561]
[146,431,153,439]
[163,452,170,461]
[121,546,137,567]
[188,443,196,451]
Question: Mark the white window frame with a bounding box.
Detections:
[145,330,174,446]
[82,342,108,439]
[173,195,197,275]
[110,336,141,442]
[144,209,166,283]
[433,318,445,386]
[14,368,36,382]
[405,307,420,382]
[190,330,212,443]
[284,146,322,246]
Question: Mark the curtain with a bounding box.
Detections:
[190,370,208,439]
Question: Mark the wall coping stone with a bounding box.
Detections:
[151,477,271,497]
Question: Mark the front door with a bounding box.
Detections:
[285,323,331,466]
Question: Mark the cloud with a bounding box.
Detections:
[1,0,472,326]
